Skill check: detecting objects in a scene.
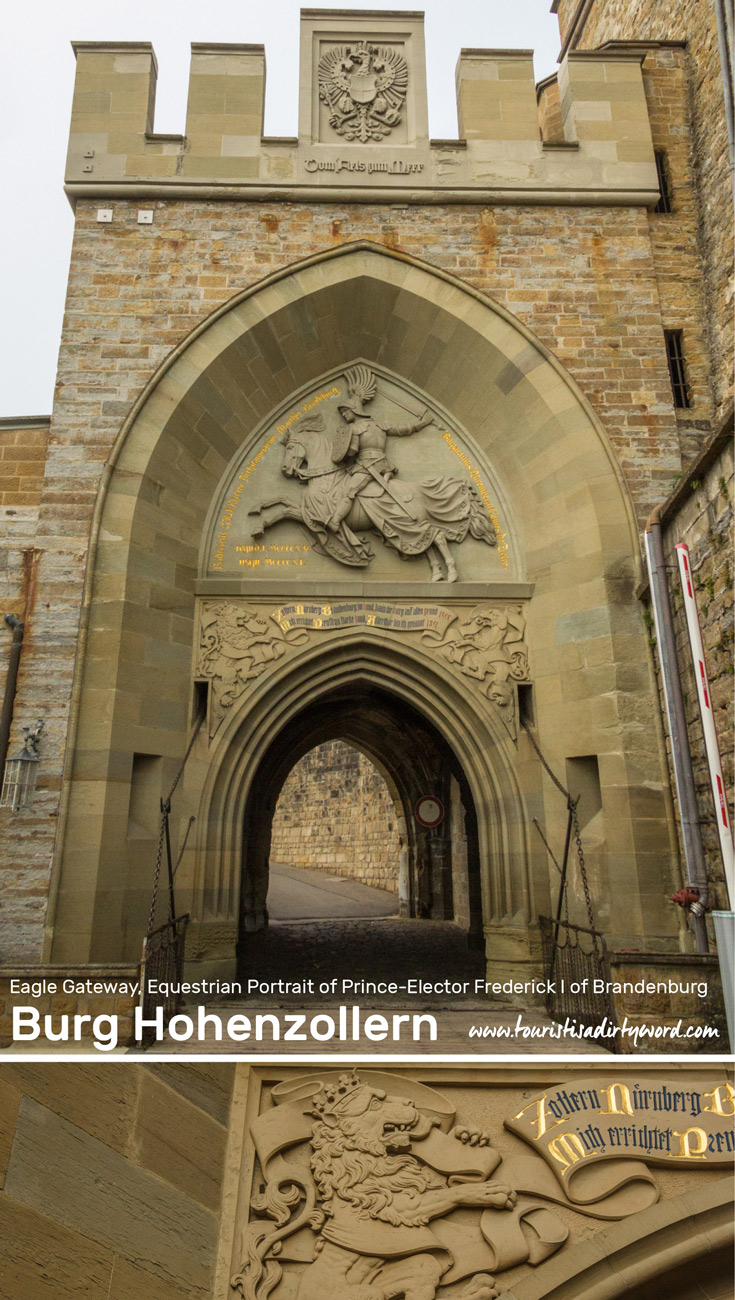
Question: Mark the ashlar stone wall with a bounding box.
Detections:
[0,1062,234,1300]
[555,0,734,426]
[657,427,734,917]
[270,741,401,892]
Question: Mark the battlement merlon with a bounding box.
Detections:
[66,40,267,185]
[64,25,658,205]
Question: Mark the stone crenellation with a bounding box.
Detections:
[270,741,401,892]
[64,19,660,204]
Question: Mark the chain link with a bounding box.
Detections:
[145,702,206,938]
[571,799,595,932]
[522,720,594,931]
[146,813,168,939]
[172,815,196,879]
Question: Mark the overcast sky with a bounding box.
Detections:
[0,1,561,416]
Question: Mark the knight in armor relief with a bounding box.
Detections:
[327,378,435,532]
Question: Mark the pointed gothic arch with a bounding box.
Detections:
[45,240,676,980]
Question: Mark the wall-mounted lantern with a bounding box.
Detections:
[0,719,44,810]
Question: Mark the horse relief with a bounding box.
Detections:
[248,367,497,581]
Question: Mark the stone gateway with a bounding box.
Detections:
[0,3,731,1040]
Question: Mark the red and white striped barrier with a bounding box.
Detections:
[675,542,734,907]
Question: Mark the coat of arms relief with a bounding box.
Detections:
[231,1070,732,1300]
[233,1070,563,1300]
[195,601,530,737]
[318,42,409,141]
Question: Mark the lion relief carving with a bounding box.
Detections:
[233,1072,569,1300]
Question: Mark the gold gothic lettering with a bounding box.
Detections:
[512,1095,567,1140]
[599,1083,635,1116]
[702,1084,735,1117]
[547,1133,587,1175]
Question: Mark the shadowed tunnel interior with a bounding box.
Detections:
[235,683,486,995]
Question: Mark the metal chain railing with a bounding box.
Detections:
[522,720,620,1048]
[138,701,206,1047]
[532,816,570,927]
[146,702,206,936]
[522,720,595,932]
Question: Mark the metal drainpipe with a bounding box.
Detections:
[644,508,709,953]
[0,614,25,781]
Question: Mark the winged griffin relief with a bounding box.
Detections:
[248,366,497,583]
[318,43,409,142]
[195,602,530,736]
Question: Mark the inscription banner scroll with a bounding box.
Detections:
[273,601,457,639]
[506,1078,735,1214]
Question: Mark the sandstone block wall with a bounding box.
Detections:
[0,419,49,509]
[554,0,734,426]
[0,191,717,961]
[0,967,138,1048]
[609,953,727,1053]
[270,741,401,891]
[0,1062,234,1299]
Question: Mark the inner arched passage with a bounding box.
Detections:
[235,683,486,990]
[269,740,403,897]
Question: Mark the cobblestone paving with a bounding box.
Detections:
[152,916,611,1056]
[240,916,485,992]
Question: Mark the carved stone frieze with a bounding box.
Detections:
[195,601,530,737]
[195,601,309,733]
[231,1070,735,1300]
[440,604,530,737]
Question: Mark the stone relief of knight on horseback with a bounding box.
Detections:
[248,366,497,581]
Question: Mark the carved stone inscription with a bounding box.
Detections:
[275,600,456,638]
[508,1077,735,1177]
[231,1069,733,1300]
[195,601,530,736]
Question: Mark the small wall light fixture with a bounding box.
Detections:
[0,718,44,810]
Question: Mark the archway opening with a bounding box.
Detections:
[235,683,486,994]
[269,740,402,915]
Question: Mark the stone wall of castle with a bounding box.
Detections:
[555,0,734,428]
[270,741,401,892]
[0,1062,233,1298]
[0,188,716,960]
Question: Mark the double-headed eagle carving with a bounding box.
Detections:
[318,41,408,141]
